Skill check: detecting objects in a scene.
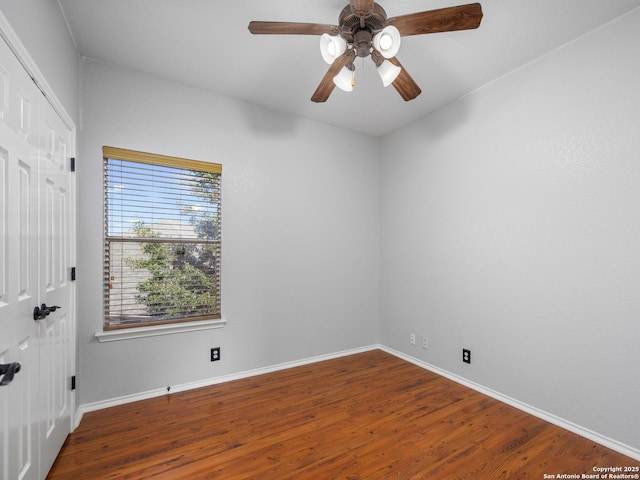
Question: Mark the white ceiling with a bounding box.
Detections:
[58,0,640,137]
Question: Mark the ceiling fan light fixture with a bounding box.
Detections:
[333,66,354,92]
[320,33,347,64]
[373,25,401,59]
[373,25,400,58]
[377,60,401,87]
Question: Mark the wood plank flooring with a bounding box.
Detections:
[47,350,638,479]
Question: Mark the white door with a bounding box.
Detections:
[35,71,74,477]
[0,30,75,480]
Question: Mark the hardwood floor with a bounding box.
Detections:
[47,350,637,479]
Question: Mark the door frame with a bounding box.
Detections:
[0,10,78,430]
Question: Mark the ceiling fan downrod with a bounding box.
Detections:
[349,0,377,19]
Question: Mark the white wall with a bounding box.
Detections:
[380,9,640,451]
[0,0,79,122]
[4,0,639,457]
[76,59,380,405]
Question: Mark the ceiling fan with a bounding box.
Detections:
[248,0,483,103]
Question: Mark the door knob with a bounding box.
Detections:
[0,362,21,386]
[33,303,61,321]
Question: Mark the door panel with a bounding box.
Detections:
[0,31,75,480]
[13,339,35,480]
[0,33,42,480]
[0,133,39,480]
[37,98,72,473]
[1,147,7,305]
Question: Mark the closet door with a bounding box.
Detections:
[0,32,75,480]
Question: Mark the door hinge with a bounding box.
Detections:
[71,375,76,391]
[70,157,76,172]
[71,267,76,281]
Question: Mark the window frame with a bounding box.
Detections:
[102,146,222,331]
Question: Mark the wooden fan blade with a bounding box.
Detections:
[350,0,375,14]
[248,21,339,36]
[387,3,483,36]
[311,53,353,103]
[389,57,422,101]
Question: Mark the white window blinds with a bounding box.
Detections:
[103,146,222,329]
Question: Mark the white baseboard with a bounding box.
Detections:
[75,344,379,429]
[379,345,640,462]
[75,343,640,461]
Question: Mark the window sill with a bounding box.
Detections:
[95,318,227,343]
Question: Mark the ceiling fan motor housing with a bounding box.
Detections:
[338,2,387,50]
[353,30,374,57]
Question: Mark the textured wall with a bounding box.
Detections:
[76,59,380,405]
[380,9,640,450]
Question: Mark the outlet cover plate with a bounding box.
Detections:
[211,347,221,362]
[462,348,471,364]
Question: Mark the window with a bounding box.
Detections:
[103,146,221,330]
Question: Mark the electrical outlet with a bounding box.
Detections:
[462,348,471,364]
[210,347,221,362]
[410,333,416,345]
[422,337,429,349]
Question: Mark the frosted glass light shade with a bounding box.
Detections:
[333,66,354,92]
[377,60,401,87]
[320,34,347,64]
[373,26,401,59]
